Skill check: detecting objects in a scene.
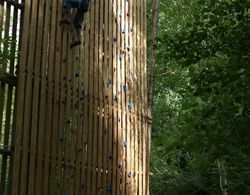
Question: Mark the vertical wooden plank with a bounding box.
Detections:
[97,0,104,193]
[86,0,95,192]
[27,0,45,193]
[80,4,90,194]
[102,0,109,193]
[18,0,39,193]
[34,0,51,194]
[42,0,57,193]
[107,0,114,193]
[116,0,122,192]
[57,12,68,195]
[91,0,100,192]
[112,0,118,193]
[49,0,63,193]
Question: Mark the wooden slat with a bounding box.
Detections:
[80,4,90,195]
[34,0,51,194]
[42,0,57,193]
[27,0,45,194]
[91,0,100,193]
[86,0,95,193]
[97,0,104,193]
[49,0,63,193]
[18,0,38,193]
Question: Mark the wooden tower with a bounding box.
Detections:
[0,0,149,194]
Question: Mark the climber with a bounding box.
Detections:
[60,0,90,48]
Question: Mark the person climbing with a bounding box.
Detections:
[60,0,90,48]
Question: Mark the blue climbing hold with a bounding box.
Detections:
[128,171,132,177]
[128,103,133,110]
[75,72,80,78]
[107,79,112,85]
[108,184,112,192]
[130,27,134,32]
[122,29,125,33]
[119,53,122,61]
[124,141,127,147]
[123,84,127,92]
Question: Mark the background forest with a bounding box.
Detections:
[148,0,250,194]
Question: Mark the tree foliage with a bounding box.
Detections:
[149,0,250,194]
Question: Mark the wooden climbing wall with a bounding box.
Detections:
[11,0,149,194]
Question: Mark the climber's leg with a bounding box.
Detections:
[73,0,89,30]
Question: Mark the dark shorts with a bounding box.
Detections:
[64,0,89,11]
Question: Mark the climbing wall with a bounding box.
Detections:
[11,0,149,194]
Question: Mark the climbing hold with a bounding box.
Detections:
[104,128,108,134]
[119,12,122,17]
[114,37,117,42]
[63,192,68,195]
[108,184,112,192]
[122,29,125,33]
[130,27,134,32]
[75,72,80,78]
[63,58,67,63]
[124,141,127,147]
[80,112,84,117]
[107,79,112,85]
[128,103,133,110]
[66,118,71,124]
[127,46,130,51]
[119,53,122,61]
[59,133,64,141]
[114,95,118,101]
[108,155,113,160]
[117,163,122,169]
[81,183,85,188]
[126,12,129,16]
[121,49,126,54]
[63,76,67,80]
[123,84,127,92]
[80,96,84,101]
[128,171,132,177]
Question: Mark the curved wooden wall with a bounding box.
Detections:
[11,0,149,194]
